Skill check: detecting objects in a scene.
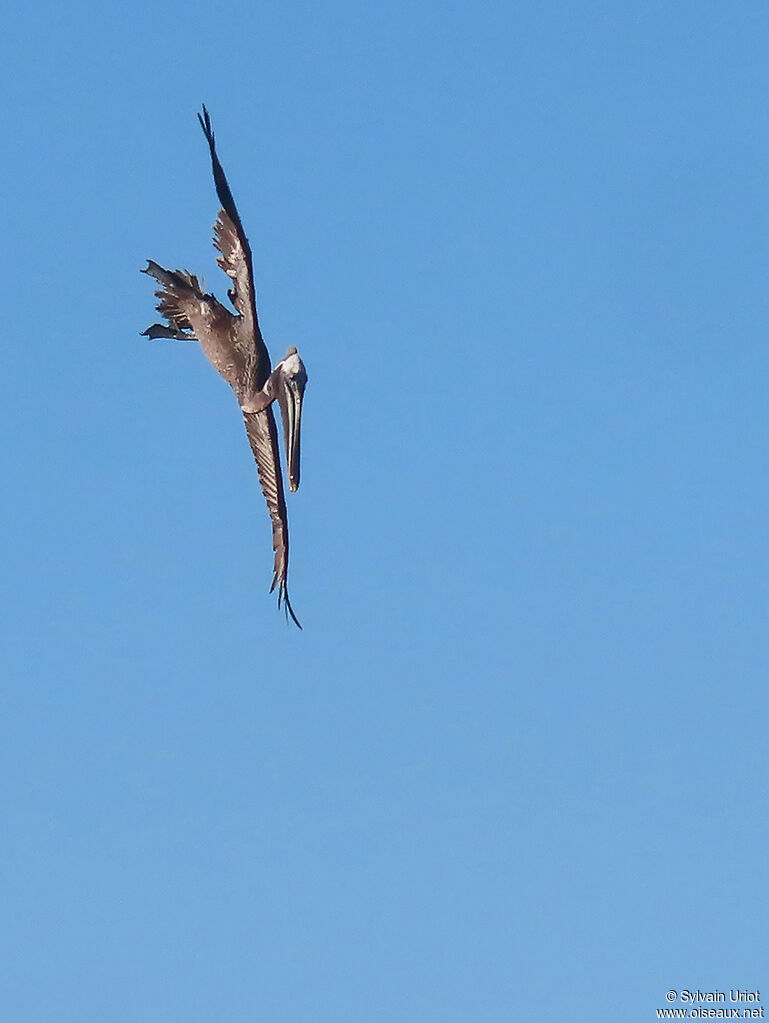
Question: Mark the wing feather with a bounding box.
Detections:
[198,105,270,384]
[242,409,301,628]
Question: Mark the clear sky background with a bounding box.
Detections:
[2,2,768,1020]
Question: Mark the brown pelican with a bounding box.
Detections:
[141,106,307,627]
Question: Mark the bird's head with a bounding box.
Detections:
[276,347,307,493]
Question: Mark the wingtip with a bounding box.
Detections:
[275,579,302,629]
[198,104,214,144]
[283,596,303,630]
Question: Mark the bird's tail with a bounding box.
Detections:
[141,259,203,338]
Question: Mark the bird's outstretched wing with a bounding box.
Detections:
[242,409,301,628]
[198,105,270,383]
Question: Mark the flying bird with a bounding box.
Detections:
[142,106,307,627]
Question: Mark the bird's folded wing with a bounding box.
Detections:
[242,409,300,628]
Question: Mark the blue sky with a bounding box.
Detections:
[1,1,768,1020]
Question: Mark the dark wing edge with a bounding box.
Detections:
[242,409,302,629]
[198,105,265,357]
[198,105,248,241]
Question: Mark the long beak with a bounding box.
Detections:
[279,383,303,492]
